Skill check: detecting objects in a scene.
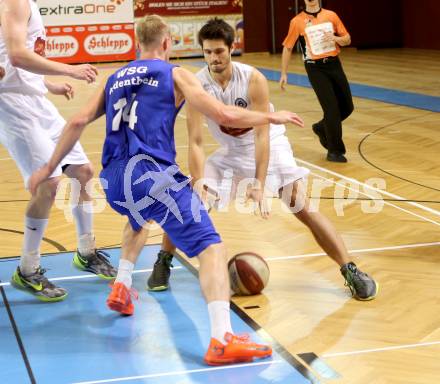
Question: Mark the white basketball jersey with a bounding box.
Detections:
[196,62,285,148]
[0,0,47,95]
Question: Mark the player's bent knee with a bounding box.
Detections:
[199,242,227,263]
[37,177,60,202]
[75,163,94,184]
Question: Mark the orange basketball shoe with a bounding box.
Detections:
[204,332,272,366]
[106,282,138,316]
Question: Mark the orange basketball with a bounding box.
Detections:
[228,252,270,295]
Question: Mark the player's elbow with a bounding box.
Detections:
[210,107,232,127]
[190,136,203,148]
[8,45,32,68]
[69,114,88,132]
[8,51,25,68]
[217,110,237,127]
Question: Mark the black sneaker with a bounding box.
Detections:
[327,152,347,163]
[147,251,174,291]
[73,249,116,280]
[312,122,328,149]
[340,262,378,301]
[11,267,67,302]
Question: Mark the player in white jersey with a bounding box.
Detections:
[0,0,116,302]
[147,18,378,301]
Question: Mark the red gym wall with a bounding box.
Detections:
[242,0,440,52]
[241,0,272,53]
[401,0,440,50]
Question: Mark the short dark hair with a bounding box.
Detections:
[198,18,235,48]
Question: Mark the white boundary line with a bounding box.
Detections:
[0,145,218,161]
[323,340,440,358]
[0,266,183,287]
[2,242,437,285]
[297,158,440,218]
[264,241,440,261]
[177,112,440,224]
[309,171,440,227]
[72,359,283,384]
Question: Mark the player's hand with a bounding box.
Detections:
[246,186,270,219]
[270,111,304,127]
[191,180,219,212]
[279,73,288,91]
[0,66,5,80]
[69,64,98,83]
[28,165,52,196]
[47,82,74,100]
[323,31,336,43]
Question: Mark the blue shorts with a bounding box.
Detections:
[100,157,221,257]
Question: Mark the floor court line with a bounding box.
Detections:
[265,241,440,262]
[177,112,440,223]
[1,241,436,286]
[0,266,184,287]
[0,144,218,161]
[298,158,440,218]
[309,171,440,227]
[323,340,440,359]
[71,360,284,384]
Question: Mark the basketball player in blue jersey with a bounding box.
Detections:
[28,14,304,365]
[148,18,378,301]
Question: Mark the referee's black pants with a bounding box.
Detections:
[305,57,354,155]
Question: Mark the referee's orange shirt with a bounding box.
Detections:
[283,9,349,60]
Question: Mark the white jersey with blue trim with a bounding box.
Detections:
[0,0,47,95]
[196,61,285,148]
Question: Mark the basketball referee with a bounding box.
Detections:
[280,0,353,163]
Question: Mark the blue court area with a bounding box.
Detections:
[0,245,311,384]
[190,61,440,112]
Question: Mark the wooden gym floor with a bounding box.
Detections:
[0,48,439,383]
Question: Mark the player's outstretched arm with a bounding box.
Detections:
[248,69,270,219]
[28,86,106,195]
[173,67,304,128]
[1,0,97,82]
[186,103,206,187]
[44,79,75,100]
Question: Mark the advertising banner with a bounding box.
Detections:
[39,0,136,63]
[134,0,242,17]
[134,0,244,58]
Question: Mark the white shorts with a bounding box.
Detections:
[0,92,89,187]
[204,135,310,205]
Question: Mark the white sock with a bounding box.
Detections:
[77,233,96,256]
[115,259,134,288]
[20,217,48,276]
[207,300,233,343]
[72,202,95,255]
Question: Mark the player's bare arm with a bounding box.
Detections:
[186,103,206,187]
[248,69,270,218]
[173,66,303,128]
[28,85,106,194]
[44,79,74,100]
[0,0,97,82]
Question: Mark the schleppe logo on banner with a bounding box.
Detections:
[45,36,80,58]
[84,33,133,55]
